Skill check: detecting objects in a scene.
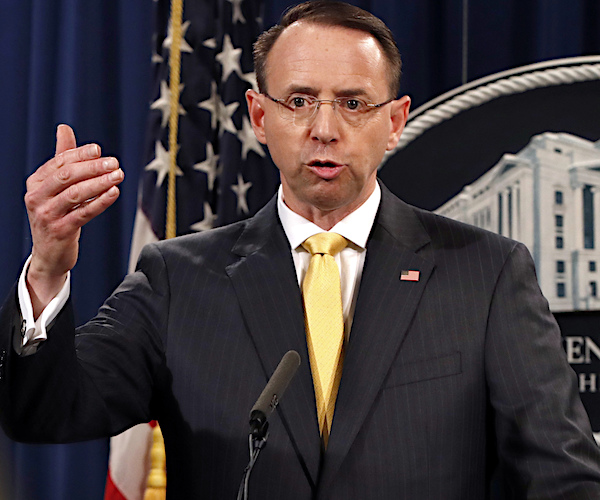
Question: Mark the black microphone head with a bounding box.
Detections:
[249,350,301,438]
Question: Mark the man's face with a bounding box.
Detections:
[247,21,410,226]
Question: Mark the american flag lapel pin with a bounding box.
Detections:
[400,269,420,282]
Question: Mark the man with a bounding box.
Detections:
[1,1,600,498]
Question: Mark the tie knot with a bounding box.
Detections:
[302,232,347,257]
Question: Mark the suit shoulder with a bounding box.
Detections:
[379,183,522,259]
[140,220,247,269]
[413,205,522,256]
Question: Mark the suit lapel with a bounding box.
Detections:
[226,199,321,488]
[318,185,436,496]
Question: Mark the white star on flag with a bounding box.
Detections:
[227,0,246,24]
[216,34,243,82]
[198,80,240,136]
[231,172,252,214]
[217,99,239,137]
[151,80,186,128]
[203,37,217,49]
[163,20,194,54]
[145,140,183,187]
[193,142,220,191]
[241,71,258,91]
[198,81,221,129]
[190,202,218,231]
[151,33,164,64]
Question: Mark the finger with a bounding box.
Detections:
[47,168,124,218]
[55,124,77,156]
[43,156,120,199]
[32,184,121,244]
[26,156,120,212]
[54,142,101,169]
[29,143,103,186]
[62,185,121,230]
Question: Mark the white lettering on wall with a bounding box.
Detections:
[565,336,600,364]
[579,373,598,393]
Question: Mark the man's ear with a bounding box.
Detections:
[386,95,411,151]
[245,89,267,145]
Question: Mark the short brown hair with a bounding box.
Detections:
[253,1,402,98]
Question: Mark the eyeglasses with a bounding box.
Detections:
[263,93,394,127]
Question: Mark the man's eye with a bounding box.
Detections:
[344,99,362,111]
[291,97,307,108]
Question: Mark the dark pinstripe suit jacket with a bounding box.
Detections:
[2,182,600,499]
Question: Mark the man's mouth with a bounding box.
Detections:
[309,160,340,168]
[307,160,345,180]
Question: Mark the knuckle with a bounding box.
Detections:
[94,159,107,175]
[88,159,100,176]
[75,202,95,224]
[24,188,43,211]
[54,151,66,167]
[78,144,99,162]
[64,184,81,204]
[73,206,88,223]
[55,167,71,183]
[24,190,36,209]
[36,204,53,223]
[26,171,37,185]
[104,170,118,186]
[26,169,42,189]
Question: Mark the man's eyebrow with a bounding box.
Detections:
[284,85,319,95]
[335,88,369,97]
[281,86,369,97]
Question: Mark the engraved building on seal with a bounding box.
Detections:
[435,132,600,312]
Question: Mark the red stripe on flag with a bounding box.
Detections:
[105,423,153,500]
[104,471,129,500]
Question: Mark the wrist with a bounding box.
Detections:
[26,262,68,316]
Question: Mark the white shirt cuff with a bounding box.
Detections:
[16,255,71,355]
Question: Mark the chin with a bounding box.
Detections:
[310,191,356,213]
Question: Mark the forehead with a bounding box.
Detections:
[265,21,388,95]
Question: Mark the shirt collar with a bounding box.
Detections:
[277,182,381,251]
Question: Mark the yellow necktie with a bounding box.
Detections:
[302,232,347,448]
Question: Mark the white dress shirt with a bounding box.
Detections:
[16,255,70,355]
[277,183,381,337]
[16,183,381,353]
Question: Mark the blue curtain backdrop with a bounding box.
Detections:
[0,1,599,498]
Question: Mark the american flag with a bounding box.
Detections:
[400,270,420,282]
[141,0,279,240]
[106,1,279,498]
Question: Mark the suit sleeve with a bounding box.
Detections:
[485,242,600,497]
[0,243,169,444]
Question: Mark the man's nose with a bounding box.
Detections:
[310,101,340,144]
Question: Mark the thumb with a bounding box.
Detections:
[55,124,77,156]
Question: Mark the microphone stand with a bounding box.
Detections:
[236,422,268,500]
[236,351,300,499]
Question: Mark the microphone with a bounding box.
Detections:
[237,351,302,500]
[249,350,301,439]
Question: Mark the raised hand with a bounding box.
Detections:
[25,124,124,317]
